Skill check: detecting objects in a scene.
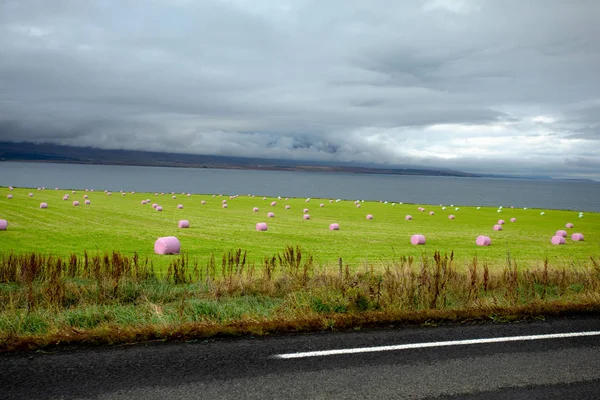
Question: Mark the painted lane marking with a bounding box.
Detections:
[274,331,600,359]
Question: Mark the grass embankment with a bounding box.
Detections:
[1,247,600,351]
[0,187,598,270]
[1,186,599,351]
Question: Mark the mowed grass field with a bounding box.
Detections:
[0,186,598,271]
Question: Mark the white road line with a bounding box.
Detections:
[274,331,600,359]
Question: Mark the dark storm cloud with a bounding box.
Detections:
[1,0,599,179]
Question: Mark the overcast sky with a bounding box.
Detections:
[1,0,599,179]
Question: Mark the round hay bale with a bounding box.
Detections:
[320,204,324,208]
[476,207,481,210]
[306,198,310,203]
[73,201,80,207]
[28,193,33,197]
[493,224,502,231]
[497,209,502,213]
[448,215,455,220]
[476,236,491,246]
[154,236,181,254]
[253,207,259,212]
[356,204,361,208]
[571,233,584,241]
[152,203,158,208]
[84,200,91,205]
[156,206,163,211]
[303,208,309,213]
[410,234,426,245]
[40,202,48,209]
[178,220,190,228]
[303,214,311,220]
[267,212,275,218]
[172,195,176,199]
[84,195,89,199]
[510,218,517,222]
[256,222,268,231]
[177,204,184,209]
[540,212,545,216]
[556,230,567,237]
[366,214,373,220]
[271,201,277,206]
[0,219,7,230]
[6,194,12,199]
[141,200,147,204]
[222,199,227,204]
[551,235,566,245]
[498,219,505,225]
[442,206,446,210]
[201,200,206,205]
[329,199,333,203]
[285,205,291,209]
[72,191,76,194]
[429,211,435,216]
[566,223,574,228]
[405,215,412,220]
[222,204,228,208]
[329,223,340,231]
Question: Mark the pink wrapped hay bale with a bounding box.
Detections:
[63,196,69,201]
[40,202,48,209]
[410,234,426,245]
[0,219,7,230]
[405,215,412,220]
[6,194,12,199]
[222,199,227,204]
[172,195,176,199]
[152,203,158,209]
[448,215,455,220]
[154,236,181,255]
[429,211,435,216]
[320,204,324,208]
[141,200,147,204]
[177,204,183,209]
[201,200,206,205]
[329,199,333,203]
[303,208,309,213]
[571,233,584,241]
[555,230,567,237]
[256,222,268,231]
[253,207,259,212]
[285,205,291,209]
[566,223,574,229]
[493,224,502,231]
[84,200,91,205]
[178,220,190,228]
[267,212,275,218]
[329,223,340,231]
[551,235,566,245]
[303,214,311,220]
[498,220,505,225]
[222,203,228,208]
[73,201,80,207]
[510,218,517,223]
[476,236,491,246]
[356,204,361,208]
[156,206,163,211]
[271,201,277,206]
[84,195,88,199]
[366,214,373,220]
[28,193,33,197]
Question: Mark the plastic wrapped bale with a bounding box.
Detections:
[222,200,227,204]
[201,200,206,205]
[303,214,311,220]
[510,218,517,222]
[303,208,309,213]
[267,212,275,218]
[429,211,435,216]
[556,230,567,237]
[551,235,566,245]
[154,236,181,255]
[356,204,361,208]
[271,201,277,206]
[253,207,259,212]
[84,195,88,199]
[256,222,268,231]
[0,219,7,230]
[285,205,291,210]
[366,214,373,220]
[498,219,505,225]
[329,223,340,231]
[410,234,426,245]
[73,201,80,207]
[493,224,502,231]
[40,202,48,209]
[84,200,91,205]
[141,200,147,205]
[405,215,412,220]
[152,203,158,209]
[572,233,584,241]
[222,203,228,209]
[566,223,574,228]
[448,215,455,220]
[177,204,184,209]
[28,193,33,197]
[6,195,12,199]
[476,236,491,246]
[156,206,163,211]
[178,220,190,228]
[320,204,325,208]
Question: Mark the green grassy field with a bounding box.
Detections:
[0,186,598,270]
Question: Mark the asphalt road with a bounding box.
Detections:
[2,316,600,399]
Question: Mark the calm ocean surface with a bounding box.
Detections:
[1,162,599,212]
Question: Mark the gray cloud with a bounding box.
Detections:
[1,0,600,179]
